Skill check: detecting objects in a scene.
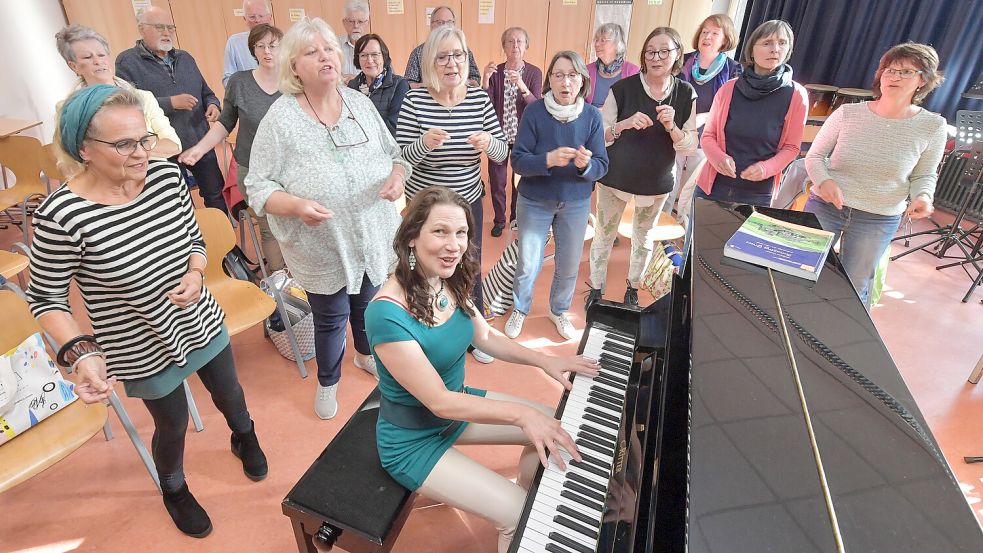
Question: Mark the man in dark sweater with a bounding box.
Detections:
[116,6,228,213]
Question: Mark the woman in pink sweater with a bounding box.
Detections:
[695,20,807,207]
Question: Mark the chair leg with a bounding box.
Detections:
[108,390,162,493]
[241,209,269,280]
[267,279,308,378]
[969,354,983,384]
[184,380,204,432]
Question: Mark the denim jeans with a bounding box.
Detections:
[804,195,902,307]
[512,194,591,315]
[307,274,379,386]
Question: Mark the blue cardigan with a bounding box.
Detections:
[511,100,609,202]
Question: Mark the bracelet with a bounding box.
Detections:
[609,126,621,139]
[70,351,106,374]
[188,266,205,285]
[56,335,101,368]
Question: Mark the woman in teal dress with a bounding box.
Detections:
[364,186,599,553]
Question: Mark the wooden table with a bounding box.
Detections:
[0,117,41,139]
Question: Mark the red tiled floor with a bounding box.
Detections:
[2,193,981,553]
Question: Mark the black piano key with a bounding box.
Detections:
[599,352,631,367]
[577,433,615,454]
[571,459,609,479]
[561,489,604,513]
[588,386,624,404]
[602,330,634,345]
[545,543,575,553]
[579,422,617,442]
[567,472,607,494]
[602,340,633,356]
[594,374,627,390]
[583,413,619,431]
[576,438,614,458]
[558,504,601,528]
[578,426,617,449]
[602,363,631,377]
[554,514,599,540]
[585,407,621,426]
[579,451,610,470]
[549,532,596,553]
[564,480,606,503]
[587,394,623,414]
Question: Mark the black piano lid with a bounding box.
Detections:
[687,200,983,553]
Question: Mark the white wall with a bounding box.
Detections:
[0,0,78,143]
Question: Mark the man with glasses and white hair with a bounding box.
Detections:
[116,5,229,214]
[339,0,370,84]
[404,5,480,89]
[223,0,273,87]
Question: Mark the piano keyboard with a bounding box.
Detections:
[514,326,636,553]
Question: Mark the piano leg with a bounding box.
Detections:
[968,352,983,384]
[289,516,318,553]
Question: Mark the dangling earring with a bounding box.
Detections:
[408,247,416,271]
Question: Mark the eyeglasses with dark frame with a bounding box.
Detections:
[644,47,679,61]
[883,68,924,79]
[88,133,159,156]
[435,51,467,66]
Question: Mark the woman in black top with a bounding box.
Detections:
[587,27,698,308]
[348,33,409,137]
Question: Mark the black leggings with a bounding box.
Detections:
[142,344,251,492]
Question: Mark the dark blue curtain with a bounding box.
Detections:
[739,0,983,121]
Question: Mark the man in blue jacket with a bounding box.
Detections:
[116,5,228,214]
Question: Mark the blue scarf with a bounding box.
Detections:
[691,53,728,85]
[59,84,119,162]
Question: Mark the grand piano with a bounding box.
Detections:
[509,199,983,553]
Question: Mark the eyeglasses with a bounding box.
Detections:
[435,51,467,66]
[550,72,582,82]
[594,37,613,44]
[88,133,158,156]
[255,43,278,52]
[358,52,383,60]
[644,48,678,61]
[245,14,268,22]
[343,18,368,26]
[431,18,455,26]
[884,68,924,79]
[143,23,177,33]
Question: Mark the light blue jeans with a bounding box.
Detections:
[804,195,902,307]
[512,195,592,316]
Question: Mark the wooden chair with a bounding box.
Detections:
[0,290,108,494]
[0,250,29,287]
[618,198,685,242]
[197,207,309,379]
[38,143,67,192]
[0,136,47,243]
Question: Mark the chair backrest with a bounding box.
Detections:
[0,290,41,354]
[194,207,237,282]
[39,143,67,183]
[0,136,44,192]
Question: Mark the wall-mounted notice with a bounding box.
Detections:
[387,0,404,15]
[562,0,577,5]
[233,8,245,16]
[131,0,151,17]
[479,0,495,24]
[597,0,633,4]
[648,0,664,5]
[289,8,306,22]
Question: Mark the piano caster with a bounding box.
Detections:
[965,456,983,464]
[312,523,342,551]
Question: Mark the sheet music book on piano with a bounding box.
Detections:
[722,210,834,281]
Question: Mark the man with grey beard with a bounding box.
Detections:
[116,5,228,214]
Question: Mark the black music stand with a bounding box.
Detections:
[932,145,983,301]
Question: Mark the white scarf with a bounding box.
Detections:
[543,91,584,123]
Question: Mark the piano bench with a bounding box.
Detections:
[282,388,416,553]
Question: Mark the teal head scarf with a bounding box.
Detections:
[58,84,120,162]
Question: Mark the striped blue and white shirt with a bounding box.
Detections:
[396,87,508,204]
[27,160,224,381]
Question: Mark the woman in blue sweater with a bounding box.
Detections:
[506,51,609,340]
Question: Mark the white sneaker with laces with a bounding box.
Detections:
[471,347,495,364]
[314,383,339,420]
[547,311,576,341]
[503,310,526,339]
[354,354,380,380]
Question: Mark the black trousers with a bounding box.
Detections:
[175,149,229,214]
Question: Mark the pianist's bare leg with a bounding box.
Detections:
[417,391,552,553]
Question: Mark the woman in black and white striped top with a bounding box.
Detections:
[396,25,507,344]
[27,85,266,538]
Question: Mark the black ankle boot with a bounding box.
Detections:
[584,285,602,313]
[162,482,212,538]
[624,280,639,307]
[231,421,268,481]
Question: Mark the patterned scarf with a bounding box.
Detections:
[690,52,728,85]
[358,69,387,96]
[503,77,519,143]
[597,56,625,77]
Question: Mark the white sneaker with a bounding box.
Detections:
[314,383,339,420]
[354,354,380,380]
[547,311,576,341]
[471,347,495,364]
[503,310,526,339]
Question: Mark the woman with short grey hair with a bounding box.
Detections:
[586,22,639,108]
[246,17,410,419]
[55,23,181,158]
